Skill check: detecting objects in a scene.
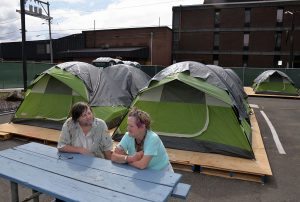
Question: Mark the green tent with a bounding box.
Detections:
[113,62,254,159]
[14,66,88,127]
[13,62,149,129]
[253,70,299,95]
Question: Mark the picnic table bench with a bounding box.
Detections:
[0,142,190,201]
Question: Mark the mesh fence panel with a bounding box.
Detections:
[0,61,53,89]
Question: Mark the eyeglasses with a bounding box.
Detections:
[58,154,74,160]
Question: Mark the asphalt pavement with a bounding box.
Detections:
[0,97,299,202]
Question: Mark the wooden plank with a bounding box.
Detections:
[0,148,173,202]
[244,87,300,99]
[172,163,265,183]
[0,156,148,202]
[0,123,59,142]
[0,123,115,142]
[0,131,12,140]
[15,142,182,188]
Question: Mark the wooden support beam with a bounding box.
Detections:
[244,87,300,99]
[0,131,13,140]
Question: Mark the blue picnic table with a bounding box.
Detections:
[0,142,190,202]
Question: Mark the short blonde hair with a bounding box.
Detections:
[128,108,151,129]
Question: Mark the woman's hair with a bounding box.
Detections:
[128,108,151,129]
[70,102,91,122]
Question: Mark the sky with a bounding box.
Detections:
[0,0,204,43]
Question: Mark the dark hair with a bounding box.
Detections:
[128,107,151,129]
[70,102,91,122]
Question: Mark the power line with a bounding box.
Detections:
[73,0,184,14]
[0,18,20,24]
[0,31,19,36]
[0,23,173,38]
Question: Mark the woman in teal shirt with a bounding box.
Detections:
[111,108,173,172]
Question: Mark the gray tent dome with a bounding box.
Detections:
[55,61,102,95]
[254,70,294,84]
[13,61,150,130]
[224,68,248,99]
[253,70,299,95]
[151,61,248,120]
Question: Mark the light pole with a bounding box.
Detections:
[284,10,299,68]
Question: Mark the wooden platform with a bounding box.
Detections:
[0,111,272,183]
[244,86,300,99]
[0,123,59,143]
[0,131,12,140]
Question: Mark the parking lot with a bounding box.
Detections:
[0,97,299,202]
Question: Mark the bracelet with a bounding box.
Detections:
[124,155,128,163]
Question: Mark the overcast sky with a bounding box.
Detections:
[0,0,203,43]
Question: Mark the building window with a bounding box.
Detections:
[214,33,219,49]
[275,32,282,50]
[277,8,284,23]
[243,33,250,48]
[245,8,251,26]
[173,12,180,29]
[243,55,248,67]
[215,10,220,26]
[173,42,179,51]
[213,54,219,65]
[173,32,180,41]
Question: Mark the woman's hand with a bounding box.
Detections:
[128,151,144,163]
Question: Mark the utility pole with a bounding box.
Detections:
[47,2,53,63]
[17,0,53,63]
[20,0,27,90]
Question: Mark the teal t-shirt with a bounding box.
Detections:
[119,130,170,170]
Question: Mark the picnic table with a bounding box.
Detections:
[0,142,190,202]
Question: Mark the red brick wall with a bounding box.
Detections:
[219,32,244,51]
[219,55,243,67]
[248,55,274,67]
[249,31,275,51]
[84,27,172,66]
[220,8,245,28]
[179,32,213,51]
[181,9,215,29]
[251,7,277,27]
[175,54,212,64]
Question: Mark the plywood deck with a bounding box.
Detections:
[244,86,300,99]
[0,123,59,143]
[0,111,272,183]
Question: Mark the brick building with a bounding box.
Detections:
[0,26,172,66]
[83,27,172,66]
[172,0,300,68]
